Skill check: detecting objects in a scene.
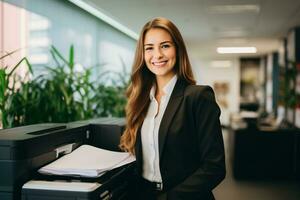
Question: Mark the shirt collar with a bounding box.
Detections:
[149,86,156,101]
[163,75,177,97]
[149,75,178,101]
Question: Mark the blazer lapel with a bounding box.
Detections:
[135,127,143,174]
[159,80,187,158]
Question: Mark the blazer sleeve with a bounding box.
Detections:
[168,86,226,199]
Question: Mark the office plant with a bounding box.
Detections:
[0,50,32,128]
[37,45,95,122]
[1,45,128,128]
[93,59,129,117]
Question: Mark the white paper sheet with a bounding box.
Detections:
[38,145,135,178]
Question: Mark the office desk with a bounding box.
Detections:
[229,126,300,180]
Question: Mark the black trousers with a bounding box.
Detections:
[133,177,166,200]
[131,177,215,200]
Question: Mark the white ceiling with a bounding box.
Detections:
[83,0,300,59]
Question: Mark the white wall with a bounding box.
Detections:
[190,57,240,126]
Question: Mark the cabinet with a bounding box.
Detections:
[229,126,299,180]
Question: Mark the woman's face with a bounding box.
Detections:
[143,28,176,81]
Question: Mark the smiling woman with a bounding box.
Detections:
[120,17,226,200]
[144,28,177,88]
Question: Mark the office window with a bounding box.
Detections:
[1,0,135,83]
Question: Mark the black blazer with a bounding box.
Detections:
[135,79,226,200]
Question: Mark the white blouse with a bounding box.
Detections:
[141,75,178,183]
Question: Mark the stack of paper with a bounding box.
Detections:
[38,145,135,178]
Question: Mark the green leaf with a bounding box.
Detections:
[51,45,69,65]
[0,49,20,60]
[69,45,74,70]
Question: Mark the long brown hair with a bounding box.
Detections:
[119,17,196,154]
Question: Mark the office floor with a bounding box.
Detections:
[213,129,300,200]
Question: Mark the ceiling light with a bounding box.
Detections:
[217,30,248,37]
[208,4,260,14]
[217,47,257,54]
[211,60,232,68]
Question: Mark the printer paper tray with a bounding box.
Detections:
[22,163,135,200]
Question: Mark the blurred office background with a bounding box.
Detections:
[1,0,300,199]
